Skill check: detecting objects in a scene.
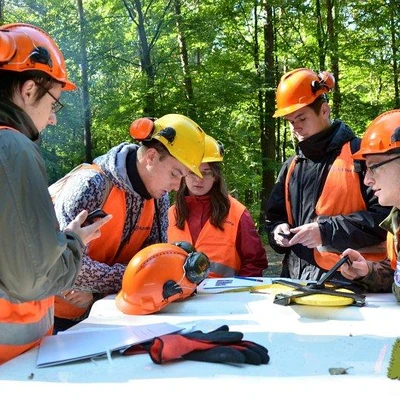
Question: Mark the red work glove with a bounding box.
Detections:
[148,325,269,365]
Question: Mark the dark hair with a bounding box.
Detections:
[139,138,170,160]
[0,70,56,102]
[308,94,328,115]
[174,162,230,230]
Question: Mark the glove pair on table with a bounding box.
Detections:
[123,325,269,365]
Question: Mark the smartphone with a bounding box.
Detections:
[83,209,108,226]
[278,232,294,239]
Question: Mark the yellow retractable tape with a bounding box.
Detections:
[254,283,356,307]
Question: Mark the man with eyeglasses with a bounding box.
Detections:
[0,23,112,365]
[340,110,400,299]
[168,135,268,278]
[266,68,390,283]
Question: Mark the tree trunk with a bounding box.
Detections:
[389,0,399,108]
[259,1,276,232]
[326,0,340,118]
[174,0,196,119]
[316,0,326,70]
[77,0,92,162]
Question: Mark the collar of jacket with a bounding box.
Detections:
[0,99,39,141]
[380,206,400,236]
[297,120,354,159]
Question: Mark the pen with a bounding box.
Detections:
[235,276,264,283]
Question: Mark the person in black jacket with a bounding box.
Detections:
[266,68,390,283]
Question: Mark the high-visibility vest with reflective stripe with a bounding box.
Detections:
[0,126,55,365]
[0,293,54,365]
[285,141,387,270]
[168,195,245,277]
[54,185,155,319]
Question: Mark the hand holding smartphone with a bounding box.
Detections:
[278,232,294,239]
[83,209,108,227]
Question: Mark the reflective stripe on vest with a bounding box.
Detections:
[54,186,155,319]
[285,142,386,270]
[0,295,54,365]
[168,195,245,277]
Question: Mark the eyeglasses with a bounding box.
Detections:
[187,170,215,179]
[366,155,400,176]
[36,82,64,114]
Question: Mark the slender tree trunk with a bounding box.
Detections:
[174,0,196,119]
[259,1,276,231]
[0,0,4,22]
[77,0,92,162]
[123,0,156,115]
[316,0,326,70]
[326,0,340,118]
[389,0,399,108]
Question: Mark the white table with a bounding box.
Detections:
[1,282,399,399]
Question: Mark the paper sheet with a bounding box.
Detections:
[196,277,273,294]
[37,322,182,368]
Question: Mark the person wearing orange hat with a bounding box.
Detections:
[266,68,389,284]
[168,135,268,278]
[0,23,112,365]
[52,114,206,332]
[340,110,400,300]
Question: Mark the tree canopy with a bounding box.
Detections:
[1,0,399,231]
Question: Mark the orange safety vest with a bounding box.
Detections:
[168,195,245,277]
[54,183,155,319]
[0,126,54,365]
[285,141,387,271]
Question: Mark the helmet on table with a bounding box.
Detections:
[115,243,210,315]
[202,135,224,163]
[353,110,400,159]
[273,68,335,118]
[0,23,76,90]
[129,114,206,177]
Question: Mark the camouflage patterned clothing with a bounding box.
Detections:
[53,143,169,294]
[380,207,400,301]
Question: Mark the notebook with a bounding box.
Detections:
[36,322,182,367]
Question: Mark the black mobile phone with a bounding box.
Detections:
[83,209,108,226]
[278,232,294,239]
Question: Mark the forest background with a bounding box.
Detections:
[1,0,399,237]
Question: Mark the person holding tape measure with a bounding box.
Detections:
[52,114,206,331]
[340,110,400,298]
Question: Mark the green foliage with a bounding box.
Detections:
[2,0,399,220]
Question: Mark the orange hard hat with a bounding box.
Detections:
[115,243,210,315]
[202,135,224,163]
[353,110,400,160]
[0,23,76,90]
[273,68,335,118]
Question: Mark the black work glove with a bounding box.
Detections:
[147,325,269,365]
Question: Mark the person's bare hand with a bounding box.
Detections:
[64,210,113,246]
[60,289,94,308]
[340,248,368,280]
[273,223,293,247]
[289,222,322,248]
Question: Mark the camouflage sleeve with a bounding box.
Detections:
[392,282,400,302]
[354,259,394,293]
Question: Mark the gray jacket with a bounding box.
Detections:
[0,126,83,302]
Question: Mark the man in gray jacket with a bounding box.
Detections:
[0,23,111,364]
